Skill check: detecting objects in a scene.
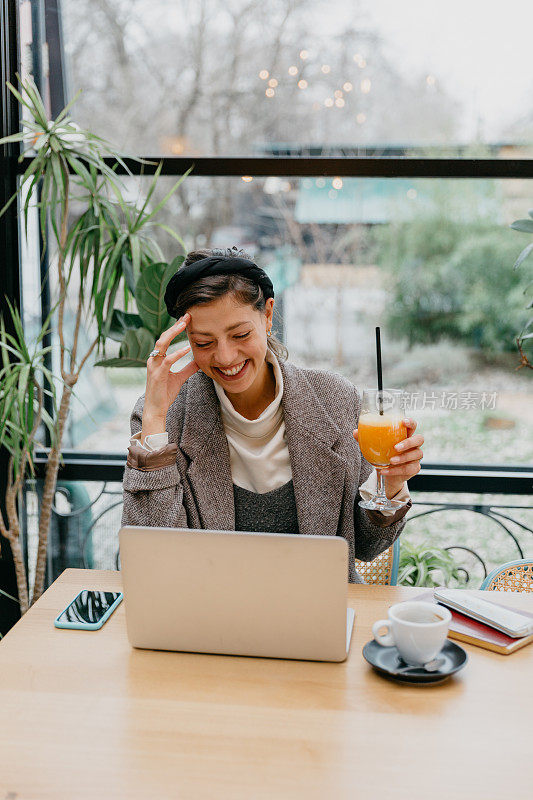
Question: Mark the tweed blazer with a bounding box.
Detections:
[122,360,411,583]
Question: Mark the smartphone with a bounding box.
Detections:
[54,589,123,630]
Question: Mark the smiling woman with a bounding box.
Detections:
[122,248,424,582]
[186,295,275,416]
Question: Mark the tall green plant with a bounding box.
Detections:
[0,77,188,605]
[0,304,57,612]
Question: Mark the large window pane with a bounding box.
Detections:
[32,173,530,465]
[25,0,531,155]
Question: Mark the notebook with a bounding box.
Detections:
[416,590,533,655]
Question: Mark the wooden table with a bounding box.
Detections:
[1,569,532,799]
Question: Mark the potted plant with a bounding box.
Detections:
[0,77,189,612]
[398,541,468,588]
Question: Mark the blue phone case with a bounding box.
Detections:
[54,590,123,630]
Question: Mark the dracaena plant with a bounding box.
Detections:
[0,76,188,607]
[0,303,57,613]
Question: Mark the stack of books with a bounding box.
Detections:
[417,590,533,654]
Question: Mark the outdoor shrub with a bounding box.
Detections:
[450,231,527,352]
[376,210,525,354]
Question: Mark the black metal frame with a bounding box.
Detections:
[0,0,22,631]
[16,154,533,179]
[44,0,68,118]
[114,155,533,178]
[31,452,533,495]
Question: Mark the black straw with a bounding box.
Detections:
[376,327,383,415]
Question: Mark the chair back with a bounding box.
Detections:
[354,540,400,586]
[480,559,533,592]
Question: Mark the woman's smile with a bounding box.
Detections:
[214,359,250,380]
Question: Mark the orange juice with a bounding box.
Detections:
[358,413,407,467]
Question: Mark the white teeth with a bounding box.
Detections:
[218,361,246,376]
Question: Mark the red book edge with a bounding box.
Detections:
[414,591,533,655]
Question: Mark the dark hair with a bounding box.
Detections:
[171,247,288,360]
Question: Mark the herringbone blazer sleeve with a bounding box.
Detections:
[121,398,189,529]
[352,449,411,563]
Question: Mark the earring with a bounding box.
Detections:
[267,328,272,337]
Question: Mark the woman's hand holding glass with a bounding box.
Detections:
[141,314,199,441]
[353,389,424,511]
[356,418,424,495]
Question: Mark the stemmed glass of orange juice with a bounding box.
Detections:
[357,388,408,512]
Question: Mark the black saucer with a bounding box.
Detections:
[362,639,468,685]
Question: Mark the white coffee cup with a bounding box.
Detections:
[372,601,451,666]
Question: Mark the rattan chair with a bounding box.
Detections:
[354,539,400,586]
[480,559,533,592]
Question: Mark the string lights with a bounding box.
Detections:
[255,46,384,128]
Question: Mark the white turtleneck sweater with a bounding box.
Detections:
[132,351,410,513]
[212,349,291,492]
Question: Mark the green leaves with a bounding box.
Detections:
[0,304,58,478]
[135,261,176,335]
[95,327,153,368]
[95,256,185,367]
[2,75,189,376]
[105,309,144,342]
[513,243,533,270]
[398,542,466,588]
[510,219,533,234]
[119,327,153,361]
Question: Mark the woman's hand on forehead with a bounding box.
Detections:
[142,313,199,436]
[155,313,191,353]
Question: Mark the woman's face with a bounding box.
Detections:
[186,294,274,394]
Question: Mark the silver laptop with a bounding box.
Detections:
[119,526,355,662]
